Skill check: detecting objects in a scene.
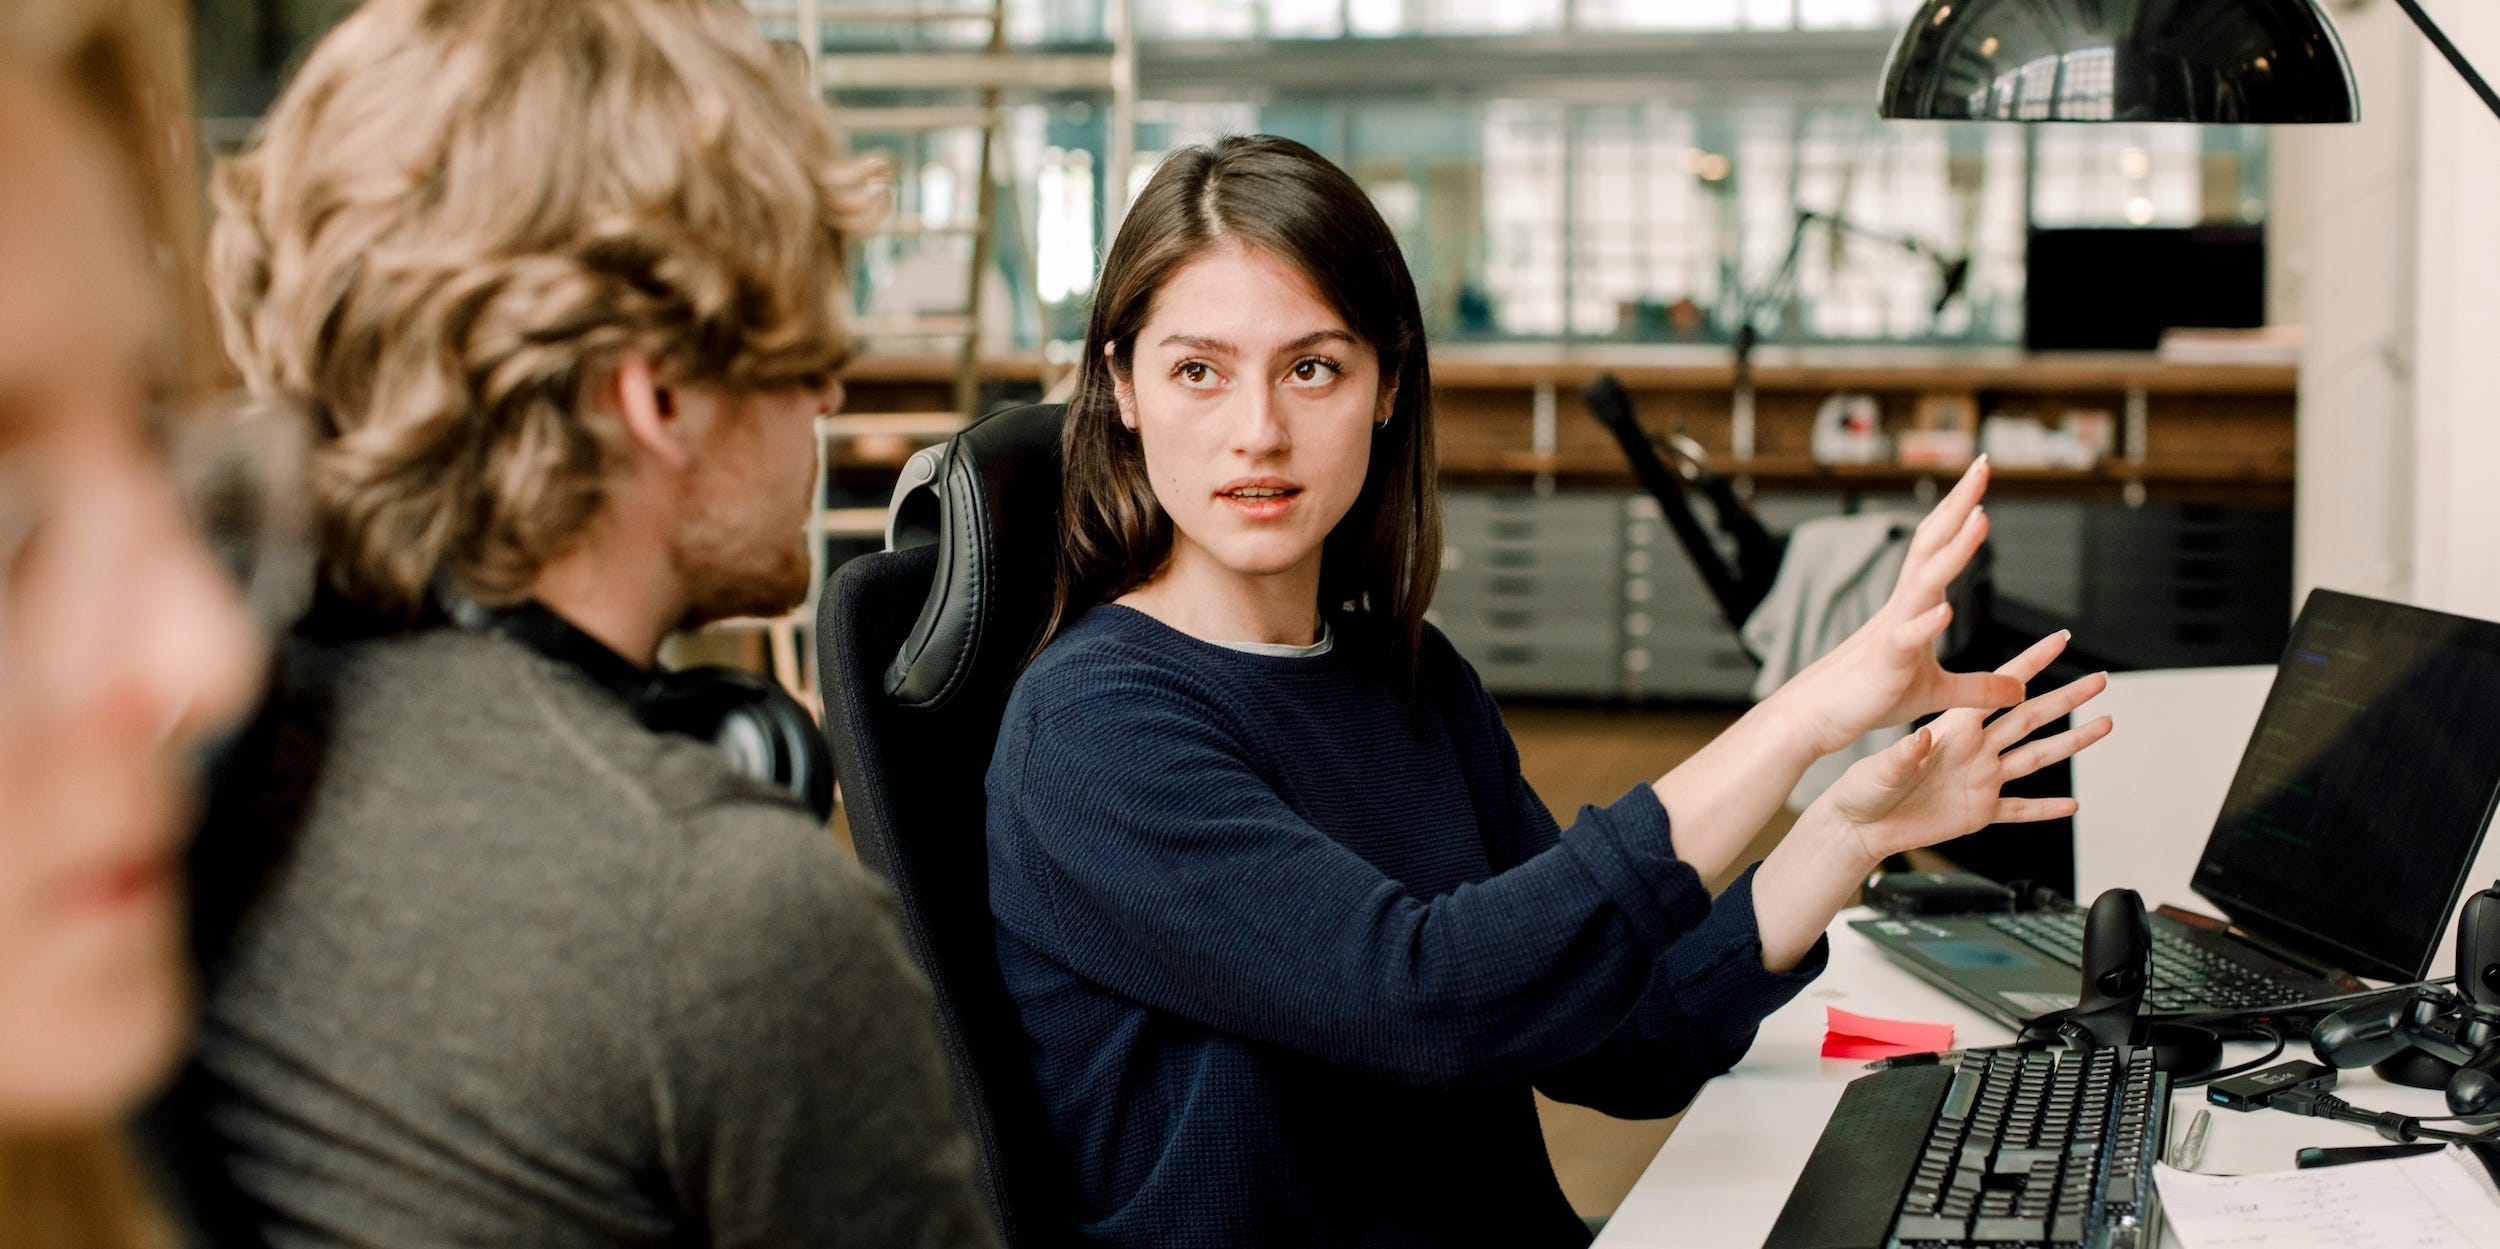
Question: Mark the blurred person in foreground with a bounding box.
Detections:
[175,0,994,1246]
[0,19,263,1249]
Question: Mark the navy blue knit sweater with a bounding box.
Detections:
[987,606,1828,1248]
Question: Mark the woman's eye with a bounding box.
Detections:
[1286,358,1341,385]
[1175,361,1219,388]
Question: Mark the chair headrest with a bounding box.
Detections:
[882,402,1066,712]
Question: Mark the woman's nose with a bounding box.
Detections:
[147,521,266,750]
[110,461,265,752]
[1230,387,1289,457]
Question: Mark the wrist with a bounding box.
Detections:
[1753,807,1878,971]
[1788,802,1886,884]
[1756,681,1852,763]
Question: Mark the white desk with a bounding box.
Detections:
[1594,916,2459,1247]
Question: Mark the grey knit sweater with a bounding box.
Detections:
[183,629,995,1249]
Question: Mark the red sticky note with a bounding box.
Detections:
[1822,1035,1931,1060]
[1822,1007,1955,1060]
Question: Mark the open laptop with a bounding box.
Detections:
[1855,589,2500,1029]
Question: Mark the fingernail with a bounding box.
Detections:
[2057,628,2072,641]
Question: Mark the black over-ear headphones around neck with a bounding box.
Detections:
[449,597,835,823]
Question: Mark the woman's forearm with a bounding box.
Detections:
[1646,690,1826,884]
[1748,808,1879,971]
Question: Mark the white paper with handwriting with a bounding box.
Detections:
[2152,1146,2500,1249]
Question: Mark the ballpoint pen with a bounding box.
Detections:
[1862,1049,1976,1071]
[1862,1050,1963,1070]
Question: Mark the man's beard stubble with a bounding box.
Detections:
[668,504,811,631]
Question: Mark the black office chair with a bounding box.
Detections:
[815,402,1072,1248]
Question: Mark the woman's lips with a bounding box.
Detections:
[65,858,171,918]
[54,822,177,924]
[1216,479,1301,519]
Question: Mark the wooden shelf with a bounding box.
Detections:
[840,346,2298,499]
[1424,345,2295,394]
[841,346,2296,394]
[1440,450,2292,486]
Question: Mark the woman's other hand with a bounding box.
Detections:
[1774,456,2027,756]
[1750,629,2110,971]
[1817,630,2111,868]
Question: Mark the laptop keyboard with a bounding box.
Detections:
[1983,910,2298,1014]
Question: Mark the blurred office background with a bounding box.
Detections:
[196,0,2276,353]
[212,0,2298,706]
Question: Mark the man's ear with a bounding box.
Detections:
[610,355,690,472]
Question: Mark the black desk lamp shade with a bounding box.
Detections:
[1879,0,2359,123]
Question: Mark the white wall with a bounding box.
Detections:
[2242,0,2500,973]
[2287,0,2419,609]
[2289,0,2500,622]
[2403,0,2500,619]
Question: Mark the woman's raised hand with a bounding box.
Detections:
[1774,456,2027,756]
[1813,630,2112,868]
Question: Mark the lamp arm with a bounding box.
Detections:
[1803,210,1951,267]
[2392,0,2500,122]
[1733,208,1963,342]
[1730,209,1816,344]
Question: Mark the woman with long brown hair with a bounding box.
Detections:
[987,134,2110,1246]
[0,3,264,1246]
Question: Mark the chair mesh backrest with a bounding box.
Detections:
[815,403,1069,1246]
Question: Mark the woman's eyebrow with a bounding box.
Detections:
[1277,329,1357,354]
[1156,330,1358,356]
[1157,333,1237,355]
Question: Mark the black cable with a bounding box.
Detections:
[2173,1024,2283,1090]
[2271,1087,2498,1144]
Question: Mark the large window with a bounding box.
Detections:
[797,9,2270,351]
[191,4,2272,354]
[2032,126,2269,228]
[1097,101,2249,348]
[868,96,2263,351]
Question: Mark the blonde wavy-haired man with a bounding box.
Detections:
[174,2,996,1246]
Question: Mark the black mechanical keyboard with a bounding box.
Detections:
[1762,1047,2169,1249]
[1985,909,2307,1014]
